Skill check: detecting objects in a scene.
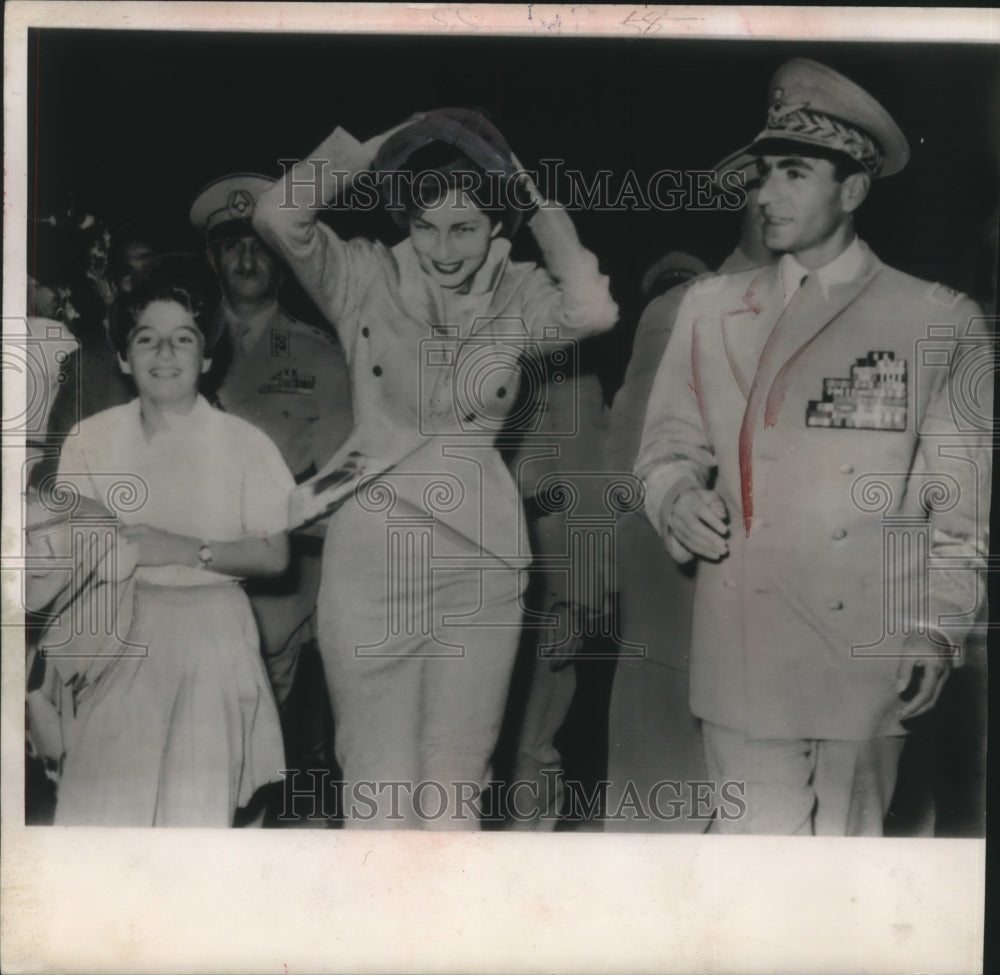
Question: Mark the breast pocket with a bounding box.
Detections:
[248,392,321,476]
[272,393,320,422]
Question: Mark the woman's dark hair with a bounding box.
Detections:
[378,144,523,238]
[372,109,528,237]
[108,252,224,356]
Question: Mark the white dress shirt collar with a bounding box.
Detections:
[778,237,868,307]
[223,299,278,352]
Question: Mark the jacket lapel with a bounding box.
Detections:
[475,261,533,329]
[426,254,530,422]
[216,311,280,411]
[736,247,884,534]
[764,255,884,427]
[719,266,784,400]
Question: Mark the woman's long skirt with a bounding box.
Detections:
[55,582,284,827]
[317,495,524,829]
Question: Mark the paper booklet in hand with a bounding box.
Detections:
[288,451,394,531]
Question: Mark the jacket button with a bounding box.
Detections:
[839,464,854,474]
[361,326,370,338]
[463,412,476,423]
[372,365,383,377]
[831,528,847,540]
[828,599,844,611]
[497,386,507,399]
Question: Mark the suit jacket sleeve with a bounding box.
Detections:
[308,334,355,469]
[518,204,619,341]
[909,296,992,657]
[253,127,379,348]
[633,283,717,561]
[527,373,614,612]
[606,283,690,475]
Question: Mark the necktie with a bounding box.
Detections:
[234,323,252,356]
[783,272,809,309]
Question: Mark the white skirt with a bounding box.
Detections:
[54,581,284,827]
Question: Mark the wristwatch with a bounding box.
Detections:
[197,541,213,568]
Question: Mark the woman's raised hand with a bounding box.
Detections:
[508,152,545,209]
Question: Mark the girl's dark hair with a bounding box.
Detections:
[108,252,224,356]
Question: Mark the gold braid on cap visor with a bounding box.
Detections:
[764,104,885,175]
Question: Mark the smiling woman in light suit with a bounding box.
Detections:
[253,109,618,828]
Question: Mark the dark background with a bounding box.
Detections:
[28,29,1000,391]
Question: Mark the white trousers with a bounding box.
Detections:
[702,721,904,836]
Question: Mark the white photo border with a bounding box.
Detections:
[3,4,995,974]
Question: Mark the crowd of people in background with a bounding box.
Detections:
[22,60,991,836]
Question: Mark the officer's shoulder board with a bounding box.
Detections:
[684,269,751,312]
[688,271,728,296]
[927,282,966,310]
[678,275,723,313]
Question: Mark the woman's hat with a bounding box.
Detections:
[373,108,526,236]
[373,108,518,179]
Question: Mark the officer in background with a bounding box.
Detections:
[638,251,710,304]
[501,350,611,830]
[604,156,776,832]
[191,175,354,789]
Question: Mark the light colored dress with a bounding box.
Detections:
[254,127,619,828]
[51,395,294,826]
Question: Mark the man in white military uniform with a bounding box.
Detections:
[191,176,354,724]
[636,60,991,835]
